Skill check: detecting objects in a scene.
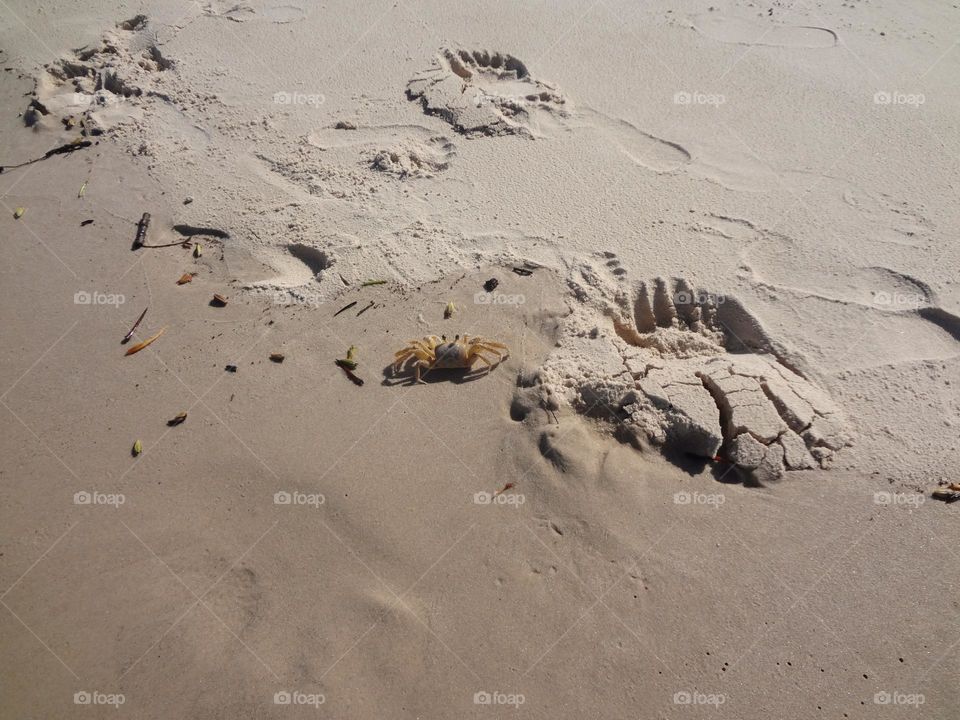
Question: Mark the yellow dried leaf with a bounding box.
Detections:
[132,439,142,456]
[125,327,166,356]
[193,243,202,258]
[13,207,25,219]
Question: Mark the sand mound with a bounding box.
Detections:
[370,136,455,178]
[532,268,851,484]
[24,16,175,135]
[406,47,568,137]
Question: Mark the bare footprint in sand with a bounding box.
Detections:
[407,47,568,137]
[535,270,851,485]
[403,47,777,186]
[307,123,457,179]
[580,112,692,174]
[690,13,838,49]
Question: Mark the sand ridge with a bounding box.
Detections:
[3,1,960,716]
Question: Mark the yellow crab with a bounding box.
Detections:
[393,334,509,384]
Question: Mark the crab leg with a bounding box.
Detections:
[394,347,432,371]
[473,344,507,361]
[414,360,430,384]
[470,353,494,372]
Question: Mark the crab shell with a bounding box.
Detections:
[432,341,471,368]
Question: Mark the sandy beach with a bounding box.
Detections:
[1,1,959,717]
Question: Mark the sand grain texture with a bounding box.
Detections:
[1,0,959,717]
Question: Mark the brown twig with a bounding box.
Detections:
[122,308,148,344]
[356,301,375,317]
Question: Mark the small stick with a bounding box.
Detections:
[356,301,375,317]
[133,213,150,248]
[335,361,364,386]
[334,301,357,316]
[140,239,192,248]
[0,140,93,173]
[361,280,386,287]
[122,307,148,344]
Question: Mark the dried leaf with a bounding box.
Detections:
[167,412,187,426]
[13,207,25,219]
[125,327,166,356]
[336,362,364,386]
[176,273,194,285]
[132,439,143,456]
[444,301,455,319]
[932,488,960,503]
[193,243,202,258]
[493,482,515,498]
[269,353,285,363]
[78,180,87,198]
[212,293,228,306]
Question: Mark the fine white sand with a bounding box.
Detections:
[1,1,958,717]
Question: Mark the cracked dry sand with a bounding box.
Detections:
[536,274,851,484]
